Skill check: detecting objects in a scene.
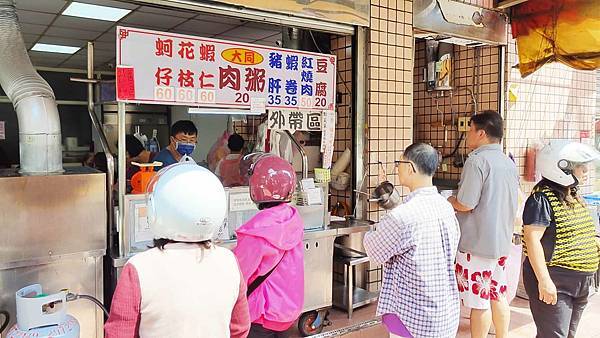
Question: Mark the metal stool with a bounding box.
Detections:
[332,244,379,319]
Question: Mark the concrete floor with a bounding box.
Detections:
[286,293,600,337]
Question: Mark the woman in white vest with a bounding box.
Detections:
[105,163,251,338]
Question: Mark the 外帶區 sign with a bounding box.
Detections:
[116,26,336,111]
[267,110,323,132]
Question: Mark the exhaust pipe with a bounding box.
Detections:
[0,0,62,174]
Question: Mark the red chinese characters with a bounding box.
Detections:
[178,69,195,88]
[155,38,173,57]
[178,41,194,60]
[199,44,216,62]
[315,82,327,97]
[244,51,256,64]
[219,66,241,90]
[316,58,328,73]
[199,71,215,89]
[155,67,172,86]
[244,68,266,92]
[231,50,243,63]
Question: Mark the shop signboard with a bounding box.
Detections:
[116,26,336,112]
[267,109,323,132]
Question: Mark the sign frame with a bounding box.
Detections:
[116,26,337,112]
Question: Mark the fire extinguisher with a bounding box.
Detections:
[524,142,538,182]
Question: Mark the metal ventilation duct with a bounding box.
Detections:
[414,0,508,47]
[0,0,63,174]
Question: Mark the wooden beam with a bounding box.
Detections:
[496,0,529,9]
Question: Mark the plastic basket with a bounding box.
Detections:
[314,168,331,183]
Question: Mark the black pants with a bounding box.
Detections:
[248,324,288,338]
[523,262,595,338]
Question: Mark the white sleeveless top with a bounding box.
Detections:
[128,244,241,338]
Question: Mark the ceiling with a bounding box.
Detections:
[16,0,284,71]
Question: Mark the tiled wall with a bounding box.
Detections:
[504,40,597,195]
[367,0,415,217]
[364,0,415,291]
[413,40,500,181]
[329,35,353,209]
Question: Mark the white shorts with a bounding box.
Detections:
[455,251,508,310]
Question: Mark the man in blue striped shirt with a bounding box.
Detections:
[364,143,460,338]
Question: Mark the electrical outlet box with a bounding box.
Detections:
[457,117,470,132]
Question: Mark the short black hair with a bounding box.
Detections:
[93,152,108,173]
[126,134,145,158]
[171,120,197,137]
[228,134,245,152]
[470,110,503,140]
[403,143,439,176]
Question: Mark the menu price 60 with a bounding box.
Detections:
[154,87,216,104]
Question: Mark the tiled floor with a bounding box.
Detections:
[286,293,600,337]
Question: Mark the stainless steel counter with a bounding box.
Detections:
[111,221,372,314]
[114,223,371,267]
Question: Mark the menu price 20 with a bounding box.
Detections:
[116,26,336,111]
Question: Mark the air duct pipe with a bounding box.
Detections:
[0,0,62,174]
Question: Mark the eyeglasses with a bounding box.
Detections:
[172,136,197,144]
[394,160,416,173]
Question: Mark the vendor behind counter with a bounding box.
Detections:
[154,120,198,169]
[215,134,245,187]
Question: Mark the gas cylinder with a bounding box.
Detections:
[6,285,80,338]
[131,161,162,194]
[524,145,537,182]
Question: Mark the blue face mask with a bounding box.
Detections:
[175,142,196,156]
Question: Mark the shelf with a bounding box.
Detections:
[333,283,379,310]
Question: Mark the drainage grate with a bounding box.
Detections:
[308,318,382,337]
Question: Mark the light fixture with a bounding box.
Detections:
[187,107,261,115]
[62,2,131,22]
[31,43,80,54]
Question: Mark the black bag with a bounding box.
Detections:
[246,253,285,296]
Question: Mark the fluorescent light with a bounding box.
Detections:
[31,43,80,54]
[62,2,131,22]
[188,107,261,115]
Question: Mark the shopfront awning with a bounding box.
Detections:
[511,0,600,77]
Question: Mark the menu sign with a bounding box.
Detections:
[116,26,336,111]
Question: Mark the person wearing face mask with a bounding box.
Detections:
[522,140,600,338]
[154,120,198,169]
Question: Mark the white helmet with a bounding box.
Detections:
[536,140,600,187]
[146,162,227,242]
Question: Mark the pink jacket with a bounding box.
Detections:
[233,204,305,332]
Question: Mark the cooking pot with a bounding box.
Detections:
[372,181,401,210]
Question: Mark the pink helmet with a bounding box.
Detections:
[241,152,297,204]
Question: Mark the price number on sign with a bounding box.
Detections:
[154,87,174,101]
[197,89,216,104]
[314,97,327,108]
[176,88,195,103]
[299,96,313,109]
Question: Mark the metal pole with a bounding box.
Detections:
[117,101,127,257]
[284,130,308,179]
[353,26,368,220]
[498,44,507,151]
[86,42,116,255]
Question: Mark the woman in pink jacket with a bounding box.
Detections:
[234,153,305,337]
